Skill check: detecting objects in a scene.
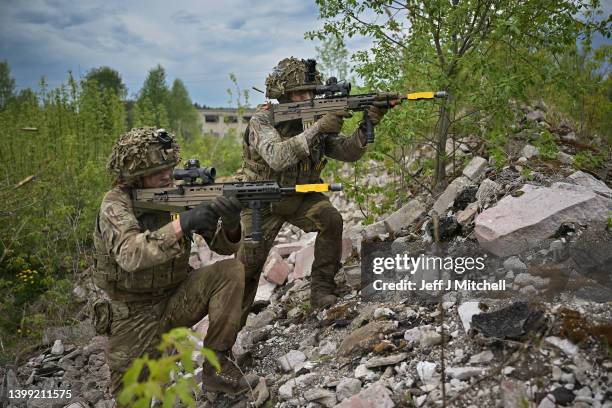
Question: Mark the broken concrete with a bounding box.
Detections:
[383,199,426,235]
[475,183,612,256]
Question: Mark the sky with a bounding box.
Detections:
[0,0,372,107]
[1,1,609,108]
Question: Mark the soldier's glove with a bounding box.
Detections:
[210,196,242,231]
[316,112,351,134]
[365,106,388,126]
[179,202,220,237]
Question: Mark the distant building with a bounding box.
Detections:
[197,107,256,137]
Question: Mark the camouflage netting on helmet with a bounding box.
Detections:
[106,127,180,180]
[265,57,322,99]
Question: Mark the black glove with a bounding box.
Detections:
[366,106,388,126]
[210,196,242,231]
[179,202,219,237]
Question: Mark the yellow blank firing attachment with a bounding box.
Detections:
[407,91,447,100]
[295,183,343,193]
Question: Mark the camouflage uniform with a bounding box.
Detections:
[92,128,245,395]
[236,57,371,317]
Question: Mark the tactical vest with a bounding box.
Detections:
[92,189,190,301]
[237,116,328,186]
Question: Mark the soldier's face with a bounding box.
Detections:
[289,90,313,102]
[142,168,173,188]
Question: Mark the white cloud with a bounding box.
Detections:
[1,0,372,106]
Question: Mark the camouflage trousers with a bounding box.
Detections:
[237,192,343,326]
[103,259,244,395]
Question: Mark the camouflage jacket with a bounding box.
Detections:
[93,186,239,300]
[237,104,368,186]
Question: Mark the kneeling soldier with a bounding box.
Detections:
[92,127,249,397]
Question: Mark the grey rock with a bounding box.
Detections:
[343,266,361,288]
[446,366,485,380]
[51,340,64,355]
[574,386,592,398]
[432,176,473,215]
[365,353,408,368]
[318,340,337,356]
[462,156,488,182]
[383,199,426,235]
[335,382,394,408]
[278,381,294,400]
[521,144,540,158]
[475,183,612,257]
[246,309,276,330]
[469,350,494,364]
[476,179,502,207]
[336,378,362,401]
[373,307,395,320]
[503,256,527,272]
[566,170,612,198]
[420,330,442,348]
[526,110,546,122]
[519,284,538,296]
[294,373,318,388]
[538,394,556,408]
[363,221,388,241]
[457,202,479,226]
[354,364,374,380]
[416,361,437,384]
[514,273,550,289]
[277,350,307,373]
[304,388,337,407]
[545,336,579,356]
[557,151,574,165]
[560,372,575,384]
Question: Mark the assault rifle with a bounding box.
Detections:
[269,76,447,144]
[132,159,342,241]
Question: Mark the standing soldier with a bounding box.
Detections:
[236,57,387,316]
[92,127,250,397]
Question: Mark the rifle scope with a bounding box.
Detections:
[315,77,351,98]
[173,158,216,185]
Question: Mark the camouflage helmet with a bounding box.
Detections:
[106,127,180,180]
[265,57,322,99]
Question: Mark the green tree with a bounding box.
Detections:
[315,36,350,80]
[0,70,125,358]
[168,79,201,140]
[83,66,127,98]
[135,65,170,128]
[309,0,610,189]
[139,65,170,107]
[0,60,16,109]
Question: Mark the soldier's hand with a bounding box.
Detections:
[316,112,350,134]
[210,196,242,231]
[366,106,388,126]
[179,202,219,236]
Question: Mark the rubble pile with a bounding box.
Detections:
[1,103,610,408]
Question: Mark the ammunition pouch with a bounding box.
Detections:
[92,298,112,335]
